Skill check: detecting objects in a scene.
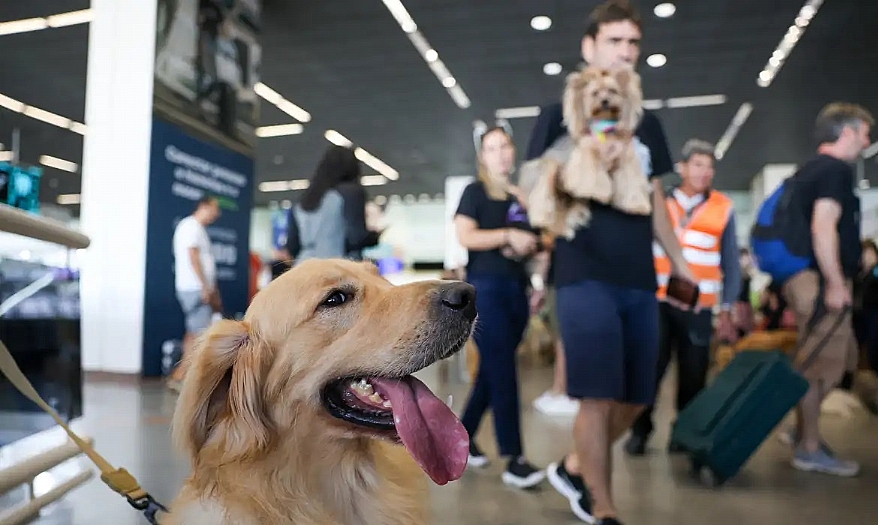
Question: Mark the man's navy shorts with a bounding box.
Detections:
[557,279,660,405]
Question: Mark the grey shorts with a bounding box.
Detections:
[177,290,213,335]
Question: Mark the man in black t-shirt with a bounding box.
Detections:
[526,2,695,523]
[779,102,873,478]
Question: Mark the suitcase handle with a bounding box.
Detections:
[697,360,766,433]
[792,276,851,374]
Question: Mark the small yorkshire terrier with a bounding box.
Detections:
[525,65,651,239]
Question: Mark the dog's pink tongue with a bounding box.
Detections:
[369,377,469,485]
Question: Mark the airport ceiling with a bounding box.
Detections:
[1,0,877,210]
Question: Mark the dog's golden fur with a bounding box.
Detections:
[165,259,473,525]
[527,65,651,239]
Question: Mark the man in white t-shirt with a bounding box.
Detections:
[169,195,221,388]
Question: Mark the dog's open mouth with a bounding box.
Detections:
[322,375,469,486]
[592,107,620,121]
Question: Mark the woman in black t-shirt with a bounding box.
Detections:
[454,126,545,489]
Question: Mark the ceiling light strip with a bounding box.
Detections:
[715,103,753,160]
[495,94,727,119]
[39,154,78,173]
[324,130,399,181]
[0,92,87,135]
[254,82,311,123]
[255,123,304,138]
[259,175,386,193]
[0,9,92,36]
[495,106,542,120]
[756,0,823,88]
[380,0,471,109]
[57,194,82,205]
[664,94,727,108]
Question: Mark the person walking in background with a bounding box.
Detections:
[455,125,546,489]
[853,239,878,388]
[286,145,382,264]
[736,247,757,338]
[779,102,872,476]
[626,139,742,456]
[169,195,222,391]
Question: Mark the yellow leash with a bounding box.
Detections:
[0,339,167,524]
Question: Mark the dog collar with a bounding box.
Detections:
[590,119,617,142]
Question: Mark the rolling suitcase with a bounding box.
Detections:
[669,349,809,487]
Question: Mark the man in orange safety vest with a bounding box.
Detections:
[626,138,742,455]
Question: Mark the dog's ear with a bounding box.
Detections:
[563,70,592,138]
[172,319,275,463]
[614,67,643,130]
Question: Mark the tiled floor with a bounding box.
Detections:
[4,360,878,524]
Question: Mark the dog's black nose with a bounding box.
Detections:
[601,99,610,108]
[438,282,477,321]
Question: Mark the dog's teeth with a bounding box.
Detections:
[446,395,453,408]
[350,379,374,396]
[382,400,393,408]
[368,393,384,405]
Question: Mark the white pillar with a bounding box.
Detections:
[749,163,797,213]
[79,0,157,374]
[444,176,474,271]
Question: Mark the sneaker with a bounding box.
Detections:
[777,426,834,455]
[792,448,860,477]
[546,459,595,523]
[533,391,580,416]
[467,441,489,468]
[501,456,546,489]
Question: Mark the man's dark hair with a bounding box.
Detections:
[299,145,362,212]
[585,0,642,39]
[814,102,875,145]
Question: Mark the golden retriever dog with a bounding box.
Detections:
[526,65,650,239]
[166,258,477,525]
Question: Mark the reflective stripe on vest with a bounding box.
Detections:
[654,190,732,308]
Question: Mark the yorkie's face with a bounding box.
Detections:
[563,65,643,138]
[582,70,626,122]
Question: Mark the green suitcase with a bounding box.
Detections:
[669,350,809,487]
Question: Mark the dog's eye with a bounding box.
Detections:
[321,290,350,308]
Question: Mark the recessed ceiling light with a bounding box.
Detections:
[646,53,667,67]
[654,3,676,18]
[530,15,552,31]
[543,62,563,76]
[424,49,438,62]
[442,77,457,88]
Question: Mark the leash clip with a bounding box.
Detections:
[126,494,168,524]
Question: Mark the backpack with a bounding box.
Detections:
[750,177,814,284]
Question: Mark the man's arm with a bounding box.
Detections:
[652,180,695,282]
[719,212,742,309]
[812,199,845,286]
[188,247,212,292]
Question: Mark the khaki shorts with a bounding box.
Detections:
[781,270,855,385]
